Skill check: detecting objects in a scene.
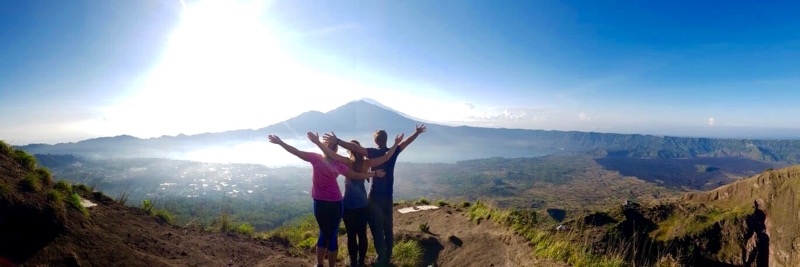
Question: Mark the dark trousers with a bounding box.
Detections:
[368,197,393,266]
[343,207,368,267]
[313,199,343,251]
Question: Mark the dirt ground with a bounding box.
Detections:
[3,151,562,267]
[21,194,310,267]
[390,203,566,267]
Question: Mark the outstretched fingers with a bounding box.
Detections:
[394,133,404,145]
[322,132,338,143]
[267,135,282,144]
[306,132,321,144]
[416,124,427,133]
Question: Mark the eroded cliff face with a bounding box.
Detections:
[683,166,800,267]
[590,166,800,267]
[697,201,770,267]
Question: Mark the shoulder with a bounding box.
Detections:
[333,160,351,174]
[305,152,323,162]
[366,147,382,157]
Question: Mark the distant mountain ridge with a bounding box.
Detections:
[17,100,800,164]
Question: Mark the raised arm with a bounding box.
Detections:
[324,132,368,156]
[268,135,309,161]
[306,132,351,165]
[399,124,426,150]
[365,133,404,168]
[344,169,385,180]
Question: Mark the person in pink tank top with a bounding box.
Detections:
[268,132,385,267]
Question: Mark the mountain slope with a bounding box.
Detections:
[260,99,418,136]
[2,142,570,266]
[680,165,800,266]
[575,165,800,266]
[389,202,566,266]
[0,142,308,266]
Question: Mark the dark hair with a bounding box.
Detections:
[374,130,388,148]
[349,140,364,172]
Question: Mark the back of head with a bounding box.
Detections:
[374,130,388,149]
[323,140,338,158]
[349,140,364,171]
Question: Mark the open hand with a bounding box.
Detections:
[323,132,338,144]
[307,132,321,144]
[393,133,404,146]
[267,135,283,144]
[415,124,427,134]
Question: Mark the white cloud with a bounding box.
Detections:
[468,108,547,122]
[578,112,592,121]
[708,117,716,126]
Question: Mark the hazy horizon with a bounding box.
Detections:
[2,1,800,144]
[7,98,800,146]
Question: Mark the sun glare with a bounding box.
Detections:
[106,0,319,138]
[97,0,471,141]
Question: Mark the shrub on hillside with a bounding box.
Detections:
[298,236,317,251]
[55,180,72,194]
[0,140,13,156]
[155,209,174,224]
[19,173,41,192]
[416,198,430,205]
[116,189,131,205]
[506,209,539,229]
[13,149,37,171]
[219,211,232,232]
[468,201,492,224]
[67,193,89,217]
[436,200,450,207]
[392,240,423,267]
[461,201,471,208]
[142,199,154,215]
[114,185,132,205]
[259,215,319,256]
[35,168,54,186]
[419,222,430,233]
[73,183,92,193]
[46,190,67,219]
[236,223,255,236]
[46,189,65,203]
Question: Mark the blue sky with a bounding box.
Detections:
[2,0,800,144]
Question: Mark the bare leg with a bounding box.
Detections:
[327,249,337,267]
[316,246,326,266]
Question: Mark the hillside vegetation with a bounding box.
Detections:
[9,137,800,266]
[0,141,307,266]
[678,165,800,266]
[555,165,800,267]
[35,152,775,232]
[396,155,678,219]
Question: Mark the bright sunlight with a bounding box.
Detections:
[104,0,337,138]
